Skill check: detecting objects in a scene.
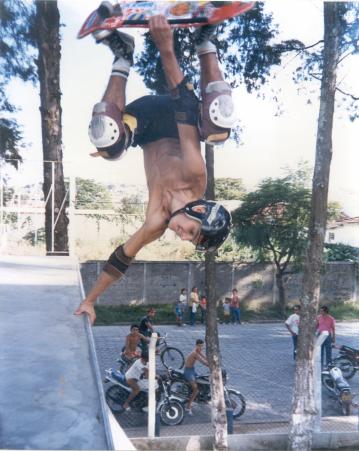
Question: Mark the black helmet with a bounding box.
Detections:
[169,199,231,252]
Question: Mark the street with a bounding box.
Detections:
[93,321,359,437]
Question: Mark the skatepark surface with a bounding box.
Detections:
[0,255,113,450]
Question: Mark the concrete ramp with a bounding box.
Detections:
[0,255,130,450]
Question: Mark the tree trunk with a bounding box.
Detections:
[205,143,228,451]
[275,270,286,317]
[35,1,69,255]
[288,4,340,450]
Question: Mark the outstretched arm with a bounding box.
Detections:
[196,351,209,367]
[148,15,183,89]
[75,221,165,324]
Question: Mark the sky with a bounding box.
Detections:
[5,0,359,216]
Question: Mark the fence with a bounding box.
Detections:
[0,158,145,258]
[93,322,359,441]
[81,260,358,308]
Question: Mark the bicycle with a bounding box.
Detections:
[119,332,184,371]
[156,333,185,370]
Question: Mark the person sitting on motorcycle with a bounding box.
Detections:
[183,339,209,415]
[123,324,150,362]
[123,350,149,412]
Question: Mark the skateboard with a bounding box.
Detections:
[78,1,255,39]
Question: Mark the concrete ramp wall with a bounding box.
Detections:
[0,255,130,450]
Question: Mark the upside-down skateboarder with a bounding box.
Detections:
[75,10,236,324]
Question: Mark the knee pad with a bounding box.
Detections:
[200,81,237,144]
[88,101,130,160]
[170,77,200,126]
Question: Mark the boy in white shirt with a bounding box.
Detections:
[123,351,149,411]
[285,305,301,360]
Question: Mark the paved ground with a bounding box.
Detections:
[93,321,359,438]
[0,256,110,450]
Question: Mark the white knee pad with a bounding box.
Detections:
[88,101,129,160]
[205,81,237,129]
[89,102,121,148]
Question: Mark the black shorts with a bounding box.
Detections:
[125,95,180,147]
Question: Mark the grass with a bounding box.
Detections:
[94,302,359,326]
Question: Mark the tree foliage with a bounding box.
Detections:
[232,175,312,313]
[214,177,246,200]
[75,178,113,210]
[324,242,359,262]
[232,176,311,264]
[0,0,37,165]
[292,2,359,120]
[136,2,303,95]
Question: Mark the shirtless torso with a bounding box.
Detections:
[124,132,207,258]
[124,331,148,359]
[185,348,208,369]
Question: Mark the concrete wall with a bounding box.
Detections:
[132,431,359,451]
[80,261,358,307]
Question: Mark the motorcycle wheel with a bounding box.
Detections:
[226,389,246,418]
[333,357,356,380]
[159,400,184,426]
[105,385,127,413]
[161,347,185,370]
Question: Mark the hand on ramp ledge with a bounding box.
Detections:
[75,300,96,325]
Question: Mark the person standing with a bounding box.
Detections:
[199,295,207,324]
[285,305,301,360]
[230,288,241,324]
[189,287,199,326]
[139,308,156,349]
[179,288,188,321]
[316,305,336,367]
[223,298,231,324]
[175,300,183,326]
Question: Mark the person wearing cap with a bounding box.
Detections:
[75,10,234,325]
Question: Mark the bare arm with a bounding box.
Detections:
[75,221,166,324]
[148,15,183,89]
[196,351,209,367]
[124,335,131,354]
[139,333,150,343]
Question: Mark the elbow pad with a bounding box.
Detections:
[170,77,199,126]
[103,244,134,279]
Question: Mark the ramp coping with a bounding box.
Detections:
[76,260,136,451]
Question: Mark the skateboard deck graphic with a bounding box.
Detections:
[78,1,255,39]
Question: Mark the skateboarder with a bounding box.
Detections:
[75,12,235,324]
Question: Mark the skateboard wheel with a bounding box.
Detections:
[97,1,113,19]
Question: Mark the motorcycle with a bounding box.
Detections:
[333,344,359,380]
[322,363,354,416]
[104,367,185,426]
[167,368,246,418]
